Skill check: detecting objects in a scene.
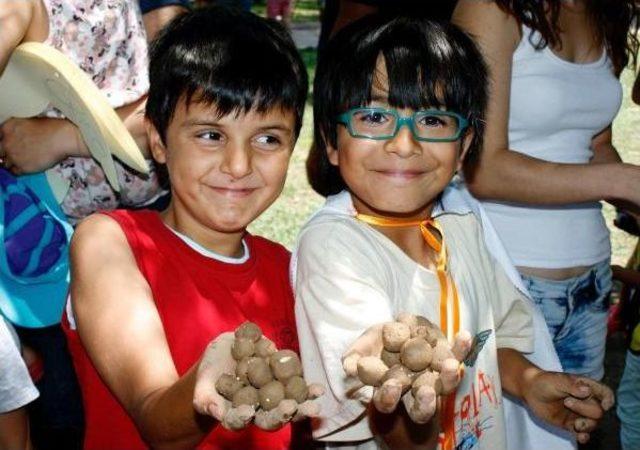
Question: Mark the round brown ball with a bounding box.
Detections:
[232,385,259,408]
[255,337,277,358]
[215,373,244,401]
[259,380,285,411]
[381,348,402,368]
[356,356,388,387]
[382,322,411,352]
[269,350,303,382]
[231,338,255,361]
[235,322,263,342]
[247,357,274,388]
[285,376,309,403]
[431,341,454,372]
[400,337,433,372]
[381,364,413,393]
[412,370,442,396]
[236,356,260,384]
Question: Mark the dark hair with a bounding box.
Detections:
[145,7,308,143]
[309,15,488,197]
[494,0,639,75]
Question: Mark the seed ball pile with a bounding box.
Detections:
[356,317,456,397]
[215,322,317,413]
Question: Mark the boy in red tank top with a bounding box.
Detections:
[63,7,312,449]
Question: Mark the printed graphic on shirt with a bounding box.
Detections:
[464,330,492,367]
[453,369,499,450]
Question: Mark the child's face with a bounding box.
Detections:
[328,60,472,218]
[148,99,295,234]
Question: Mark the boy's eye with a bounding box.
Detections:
[417,114,448,128]
[254,134,282,149]
[355,110,391,127]
[197,130,224,141]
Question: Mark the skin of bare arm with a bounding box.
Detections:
[452,0,640,207]
[0,1,33,76]
[498,348,614,445]
[0,407,32,450]
[0,96,150,174]
[70,214,216,449]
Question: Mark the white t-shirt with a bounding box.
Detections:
[0,316,39,413]
[293,192,534,450]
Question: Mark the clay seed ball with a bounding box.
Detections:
[215,373,244,401]
[382,322,411,352]
[255,337,277,358]
[231,338,255,361]
[381,348,402,368]
[356,356,388,387]
[258,380,286,411]
[400,337,433,372]
[232,385,260,409]
[247,357,274,388]
[269,350,303,382]
[431,341,455,372]
[412,370,442,396]
[235,322,263,342]
[285,376,309,403]
[381,364,413,393]
[236,356,260,384]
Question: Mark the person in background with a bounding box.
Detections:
[452,0,640,385]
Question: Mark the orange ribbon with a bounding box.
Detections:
[355,213,460,450]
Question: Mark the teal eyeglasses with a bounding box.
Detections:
[336,107,469,142]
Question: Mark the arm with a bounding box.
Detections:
[0,1,32,76]
[498,348,614,444]
[0,96,149,174]
[453,0,640,207]
[70,214,215,449]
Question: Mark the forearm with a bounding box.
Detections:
[465,149,640,206]
[132,364,216,449]
[497,348,542,401]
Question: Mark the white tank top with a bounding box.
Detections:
[481,25,622,268]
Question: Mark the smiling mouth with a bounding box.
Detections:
[373,169,426,180]
[207,186,258,197]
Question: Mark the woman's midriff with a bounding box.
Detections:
[517,265,593,281]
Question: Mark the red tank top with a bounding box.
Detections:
[63,209,300,449]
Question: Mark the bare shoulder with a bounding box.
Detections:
[452,0,520,52]
[72,213,127,254]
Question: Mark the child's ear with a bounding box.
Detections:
[326,142,339,167]
[145,118,168,164]
[457,129,475,172]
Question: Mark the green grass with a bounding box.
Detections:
[251,0,320,23]
[252,50,640,267]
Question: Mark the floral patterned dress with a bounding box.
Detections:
[42,0,164,223]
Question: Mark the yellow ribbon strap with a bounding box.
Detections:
[355,213,460,450]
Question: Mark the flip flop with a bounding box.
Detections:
[0,42,149,192]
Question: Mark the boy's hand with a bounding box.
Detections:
[193,331,324,432]
[523,371,614,444]
[342,314,472,424]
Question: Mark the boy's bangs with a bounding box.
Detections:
[180,40,302,120]
[339,26,471,114]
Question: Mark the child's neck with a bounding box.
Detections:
[353,201,439,271]
[161,206,245,258]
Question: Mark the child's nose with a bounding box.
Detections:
[220,144,253,179]
[385,123,421,158]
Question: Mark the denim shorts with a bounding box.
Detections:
[521,259,612,380]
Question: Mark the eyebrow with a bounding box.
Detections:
[181,119,293,133]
